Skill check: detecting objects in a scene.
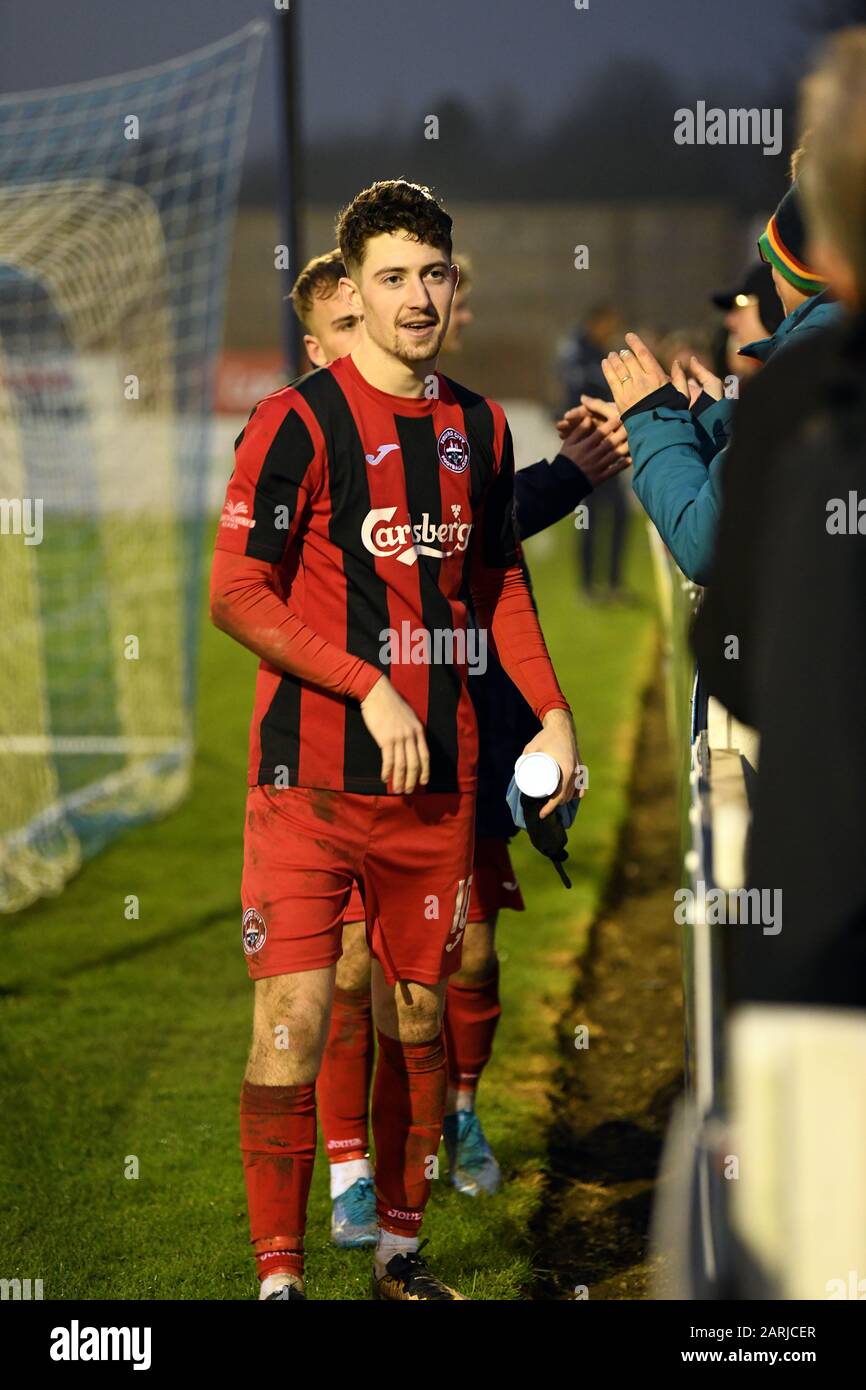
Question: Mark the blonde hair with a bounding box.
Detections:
[289,249,345,329]
[789,137,809,182]
[799,27,866,294]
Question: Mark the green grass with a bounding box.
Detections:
[0,512,657,1300]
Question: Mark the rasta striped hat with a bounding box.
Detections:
[758,182,827,296]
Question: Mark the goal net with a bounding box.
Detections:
[0,24,265,912]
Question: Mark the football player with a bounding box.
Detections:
[289,245,628,1246]
[212,180,584,1300]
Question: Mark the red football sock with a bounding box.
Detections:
[372,1030,447,1236]
[253,1236,305,1284]
[240,1080,316,1281]
[444,963,502,1093]
[317,986,374,1164]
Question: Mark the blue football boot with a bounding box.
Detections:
[443,1110,502,1196]
[331,1175,378,1247]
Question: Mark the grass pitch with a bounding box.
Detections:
[0,511,657,1299]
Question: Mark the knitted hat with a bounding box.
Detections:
[758,182,827,296]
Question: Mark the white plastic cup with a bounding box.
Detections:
[514,751,561,799]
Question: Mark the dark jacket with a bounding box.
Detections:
[693,310,866,1006]
[469,454,592,839]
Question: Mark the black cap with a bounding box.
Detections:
[711,262,783,335]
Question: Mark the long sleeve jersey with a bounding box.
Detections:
[212,353,569,793]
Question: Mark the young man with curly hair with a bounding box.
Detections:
[211,180,579,1300]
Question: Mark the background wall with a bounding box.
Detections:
[224,200,744,402]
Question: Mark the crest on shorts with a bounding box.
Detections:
[437,427,470,474]
[242,906,267,956]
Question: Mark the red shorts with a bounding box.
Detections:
[241,785,475,985]
[344,834,524,924]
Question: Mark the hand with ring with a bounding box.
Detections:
[601,333,671,414]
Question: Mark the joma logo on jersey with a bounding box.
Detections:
[365,443,400,467]
[361,505,472,566]
[220,499,256,530]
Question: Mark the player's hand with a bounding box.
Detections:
[521,708,582,820]
[555,395,618,438]
[602,332,669,414]
[581,394,622,426]
[558,413,631,486]
[557,398,630,455]
[555,404,593,440]
[360,675,430,794]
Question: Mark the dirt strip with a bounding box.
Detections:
[531,660,684,1300]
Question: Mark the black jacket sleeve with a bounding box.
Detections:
[513,455,592,542]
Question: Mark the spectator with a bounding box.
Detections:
[556,302,623,405]
[601,179,841,585]
[557,303,632,601]
[710,262,783,383]
[693,26,866,1006]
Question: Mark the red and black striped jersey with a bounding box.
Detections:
[214,353,569,794]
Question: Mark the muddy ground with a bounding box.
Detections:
[531,664,684,1300]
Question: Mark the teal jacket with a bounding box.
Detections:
[625,291,842,584]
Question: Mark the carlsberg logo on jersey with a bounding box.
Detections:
[361,504,472,566]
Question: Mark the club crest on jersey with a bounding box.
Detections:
[361,504,472,565]
[437,427,470,474]
[242,907,267,956]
